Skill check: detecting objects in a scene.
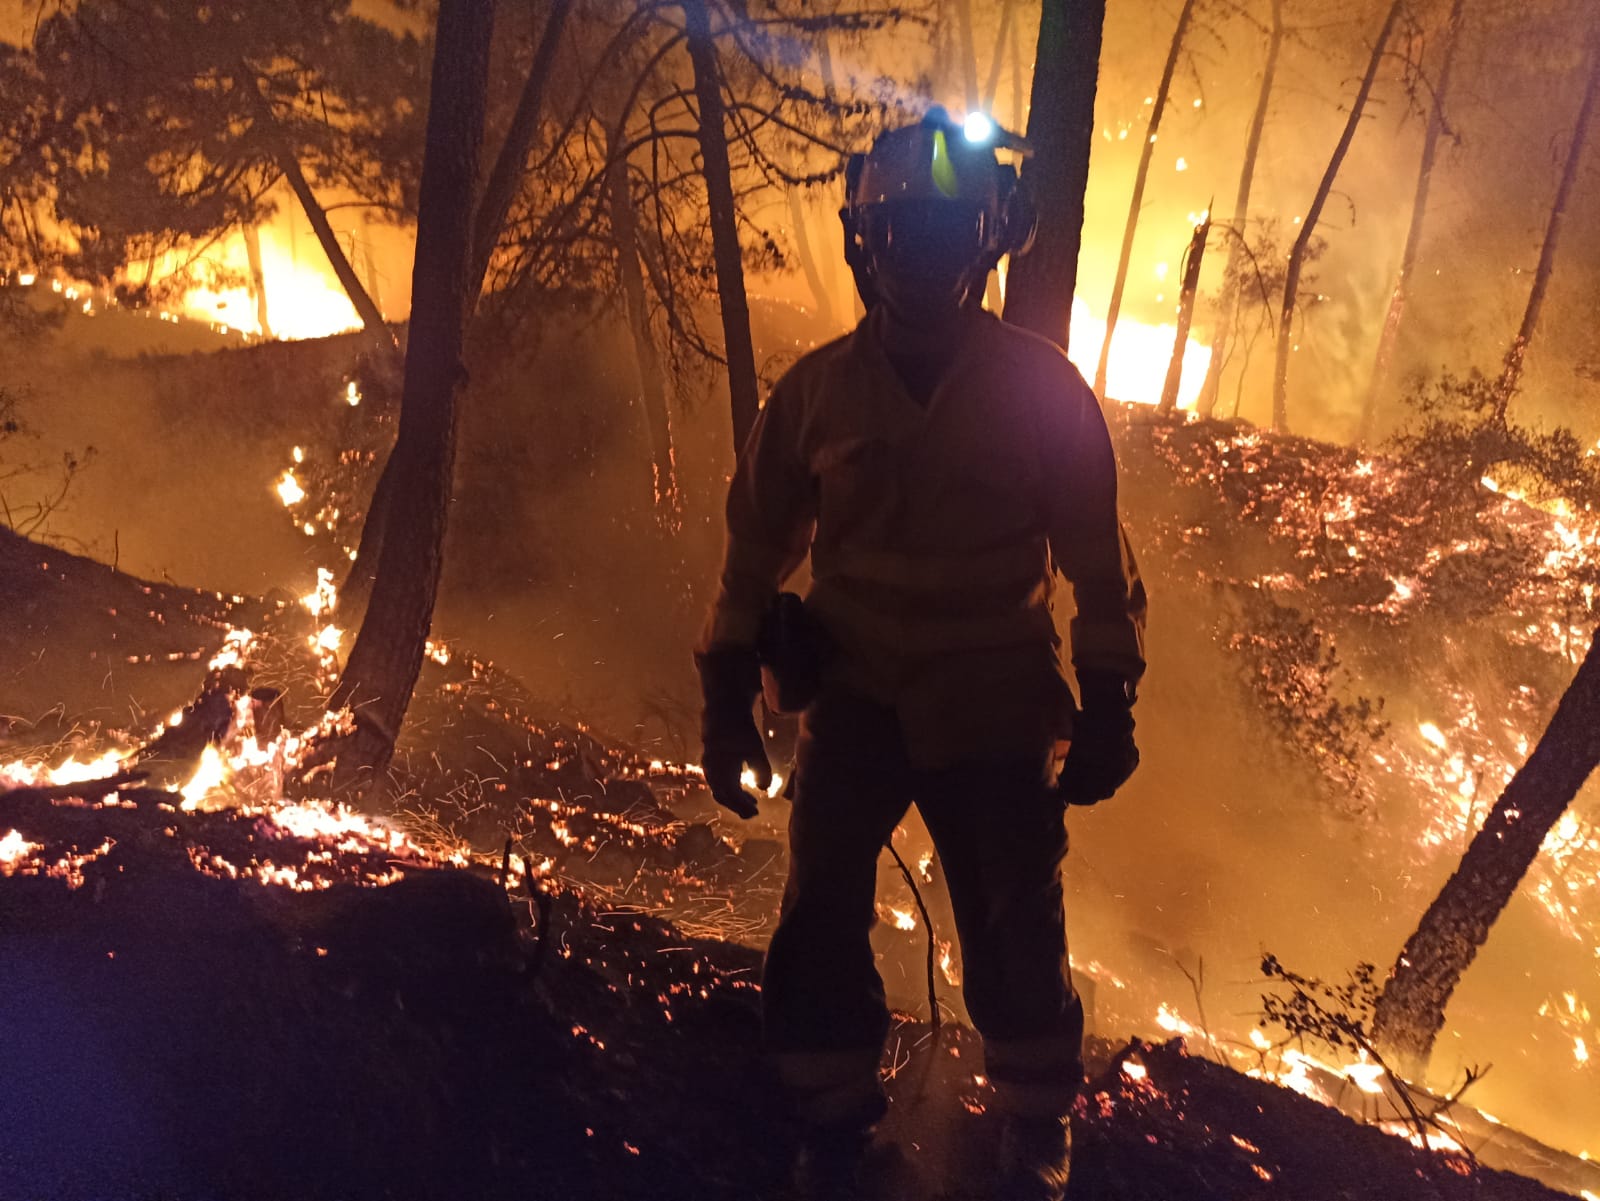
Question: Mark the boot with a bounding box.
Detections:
[792,1120,912,1201]
[994,1114,1071,1201]
[792,1120,875,1201]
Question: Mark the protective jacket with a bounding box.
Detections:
[701,305,1146,769]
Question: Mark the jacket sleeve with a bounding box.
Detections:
[1041,364,1147,687]
[698,377,817,652]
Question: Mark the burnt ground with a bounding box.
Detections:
[0,532,1591,1201]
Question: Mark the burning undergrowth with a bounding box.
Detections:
[1123,406,1600,903]
[8,386,1600,1194]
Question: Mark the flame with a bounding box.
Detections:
[180,744,231,811]
[1066,297,1211,409]
[301,568,338,619]
[1343,1052,1386,1095]
[737,767,785,798]
[167,223,365,340]
[1417,722,1448,750]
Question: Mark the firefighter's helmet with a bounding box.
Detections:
[840,107,1035,310]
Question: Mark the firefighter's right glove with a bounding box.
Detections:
[695,646,772,820]
[1057,671,1139,807]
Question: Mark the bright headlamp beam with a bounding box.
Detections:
[962,112,995,144]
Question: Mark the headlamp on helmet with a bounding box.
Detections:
[840,107,1037,311]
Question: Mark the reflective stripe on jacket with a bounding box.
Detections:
[701,306,1147,768]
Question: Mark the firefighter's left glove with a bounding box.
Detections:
[695,645,772,820]
[1057,671,1139,807]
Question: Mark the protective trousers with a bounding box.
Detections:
[763,689,1085,1128]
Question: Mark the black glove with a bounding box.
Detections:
[1057,671,1139,807]
[694,646,773,820]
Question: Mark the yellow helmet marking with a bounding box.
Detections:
[931,128,959,198]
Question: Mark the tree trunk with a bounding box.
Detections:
[242,222,273,340]
[278,153,392,343]
[469,0,573,294]
[342,0,567,610]
[1158,215,1209,415]
[1360,0,1467,441]
[608,151,681,524]
[1003,0,1107,352]
[982,0,1017,111]
[1494,43,1600,419]
[788,189,838,327]
[1272,0,1402,432]
[1196,0,1283,418]
[683,0,761,454]
[1093,0,1197,398]
[360,219,386,315]
[953,0,981,112]
[1372,627,1600,1074]
[327,0,495,797]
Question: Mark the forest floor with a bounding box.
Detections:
[1,526,1594,1201]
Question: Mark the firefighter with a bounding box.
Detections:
[694,109,1147,1201]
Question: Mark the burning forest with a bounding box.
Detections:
[5,0,1600,1198]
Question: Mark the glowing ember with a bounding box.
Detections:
[276,470,307,507]
[0,829,42,872]
[208,628,255,671]
[888,906,916,931]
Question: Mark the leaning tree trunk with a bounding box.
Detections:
[342,0,568,612]
[1158,214,1209,415]
[327,0,495,798]
[608,146,681,524]
[277,154,392,343]
[683,0,762,454]
[1003,0,1108,352]
[1272,0,1402,432]
[1196,0,1283,419]
[469,0,573,293]
[242,222,273,340]
[1092,0,1197,398]
[1361,0,1467,441]
[1494,42,1600,420]
[1372,627,1600,1074]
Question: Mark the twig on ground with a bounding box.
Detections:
[886,840,940,1044]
